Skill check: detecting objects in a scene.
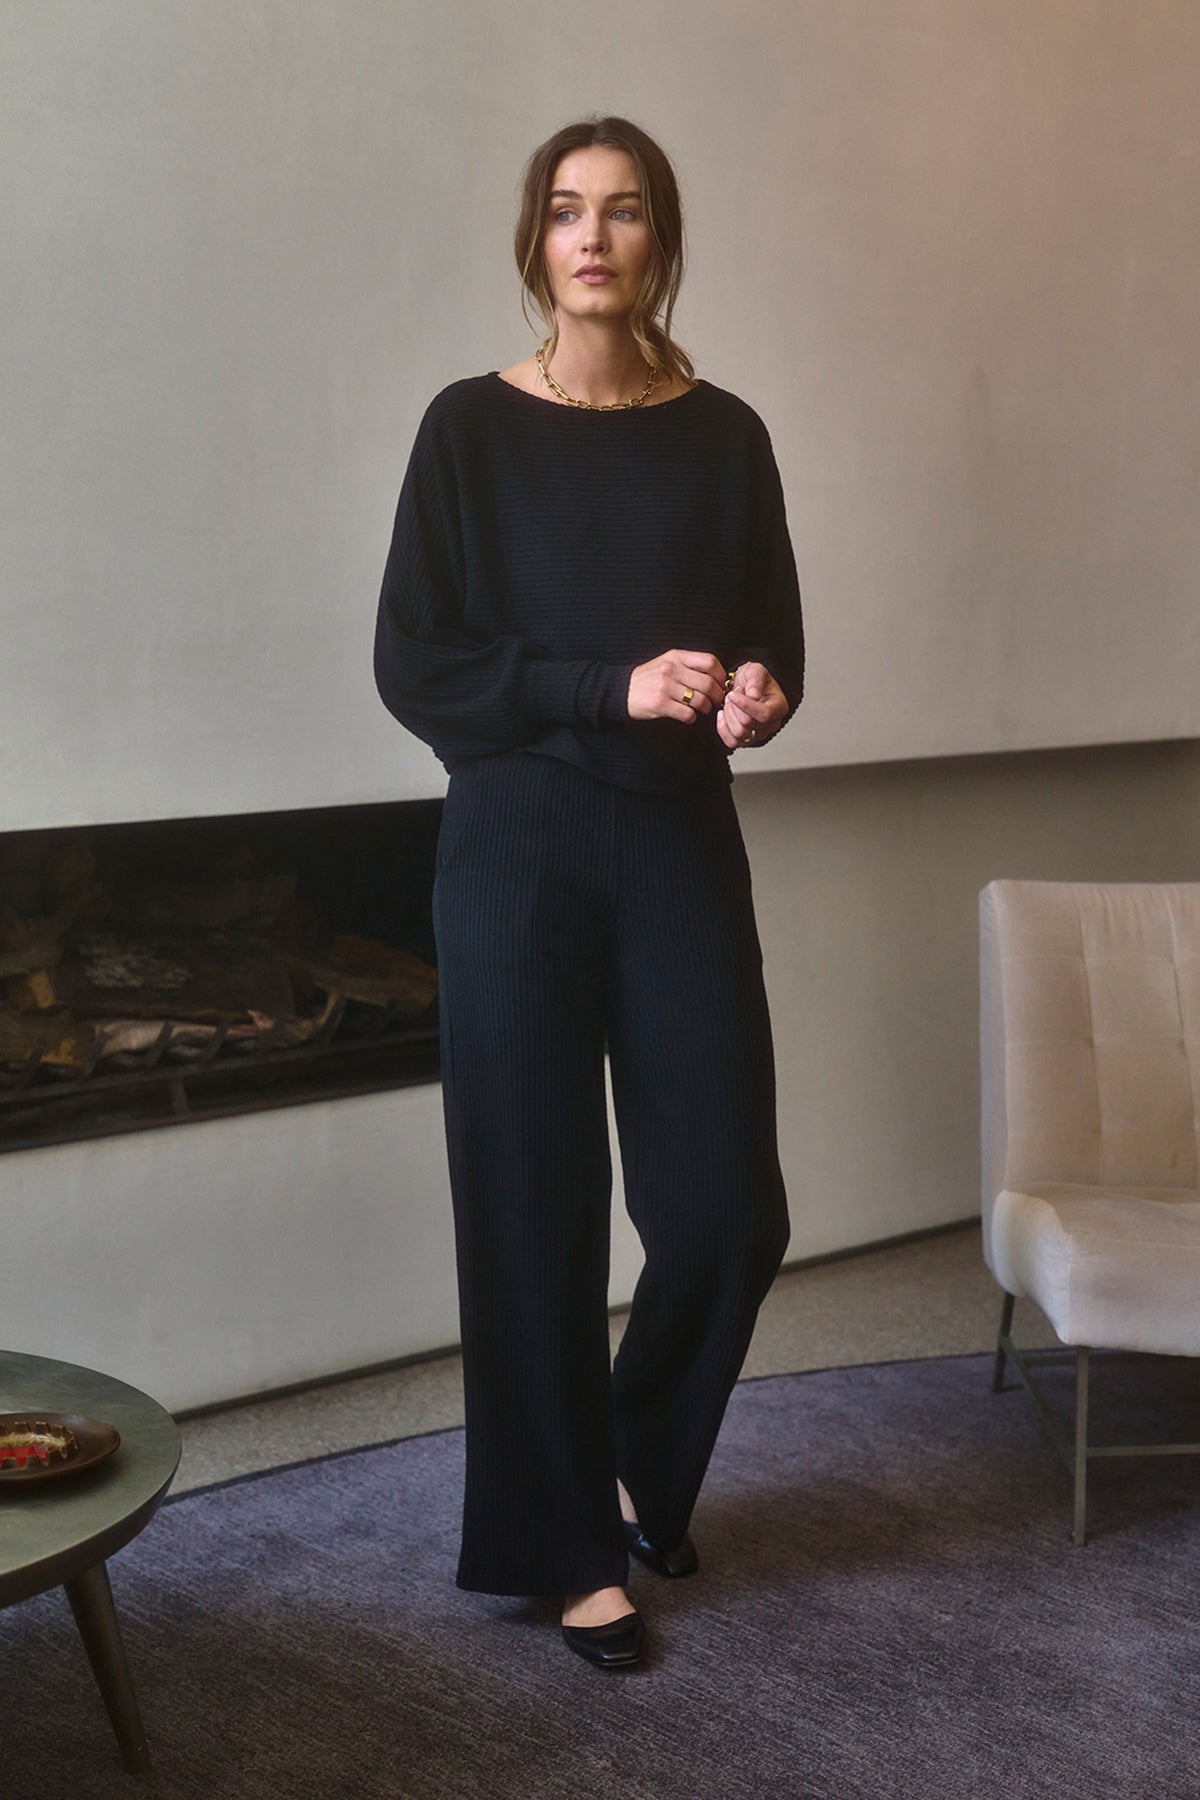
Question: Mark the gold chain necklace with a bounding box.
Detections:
[535,344,658,410]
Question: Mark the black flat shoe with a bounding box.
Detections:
[561,1608,645,1668]
[622,1520,699,1578]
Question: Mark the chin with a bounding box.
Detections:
[563,294,626,319]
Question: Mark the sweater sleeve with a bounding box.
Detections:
[373,403,633,763]
[729,421,805,734]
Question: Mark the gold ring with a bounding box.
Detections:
[682,687,695,705]
[747,727,757,744]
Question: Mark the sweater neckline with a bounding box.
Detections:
[487,371,707,415]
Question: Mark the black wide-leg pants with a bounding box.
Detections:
[432,750,790,1597]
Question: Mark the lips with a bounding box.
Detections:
[575,266,617,283]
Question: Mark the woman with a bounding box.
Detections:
[374,115,804,1670]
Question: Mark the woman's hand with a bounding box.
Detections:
[716,662,788,750]
[626,650,728,723]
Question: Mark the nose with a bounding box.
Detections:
[580,215,609,255]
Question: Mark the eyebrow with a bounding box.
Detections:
[549,189,642,203]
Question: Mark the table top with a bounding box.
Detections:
[0,1349,181,1606]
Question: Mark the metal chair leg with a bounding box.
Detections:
[1072,1346,1090,1548]
[992,1291,1015,1392]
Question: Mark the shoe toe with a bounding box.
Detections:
[561,1609,645,1668]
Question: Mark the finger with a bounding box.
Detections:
[733,666,782,710]
[716,707,737,750]
[672,667,725,708]
[718,705,751,748]
[734,661,770,699]
[728,690,777,724]
[641,660,717,719]
[728,717,761,748]
[677,683,715,716]
[723,702,757,744]
[674,650,729,682]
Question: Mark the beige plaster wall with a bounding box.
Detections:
[739,738,1200,1261]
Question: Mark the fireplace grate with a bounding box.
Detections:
[0,996,439,1153]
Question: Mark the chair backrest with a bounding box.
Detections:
[980,880,1200,1225]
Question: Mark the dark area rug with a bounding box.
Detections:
[3,1352,1200,1799]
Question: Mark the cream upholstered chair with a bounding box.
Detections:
[980,880,1200,1545]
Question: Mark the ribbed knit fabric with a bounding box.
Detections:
[434,752,790,1596]
[373,373,805,795]
[374,373,799,1596]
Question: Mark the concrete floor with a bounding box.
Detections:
[174,1221,1058,1494]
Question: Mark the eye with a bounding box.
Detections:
[551,208,576,225]
[611,209,637,223]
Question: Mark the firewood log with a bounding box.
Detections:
[0,908,66,980]
[284,933,437,1016]
[6,929,296,1023]
[0,1006,94,1069]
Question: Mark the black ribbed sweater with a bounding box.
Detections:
[373,373,804,794]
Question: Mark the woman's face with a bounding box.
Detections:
[541,145,654,326]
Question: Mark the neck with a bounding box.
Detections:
[543,317,653,406]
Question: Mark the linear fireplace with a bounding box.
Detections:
[0,798,442,1152]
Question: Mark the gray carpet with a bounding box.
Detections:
[3,1353,1200,1799]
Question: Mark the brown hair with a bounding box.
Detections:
[514,115,694,387]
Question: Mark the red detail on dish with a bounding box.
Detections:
[8,1442,51,1468]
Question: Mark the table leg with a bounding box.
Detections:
[63,1560,152,1775]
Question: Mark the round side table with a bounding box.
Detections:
[0,1349,181,1776]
